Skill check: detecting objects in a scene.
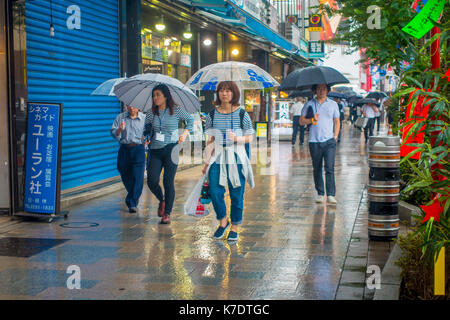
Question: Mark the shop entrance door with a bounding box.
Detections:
[0,0,11,211]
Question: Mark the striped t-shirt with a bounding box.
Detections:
[144,106,194,149]
[205,107,254,145]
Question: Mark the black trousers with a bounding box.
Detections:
[309,138,337,197]
[146,143,179,215]
[375,116,381,132]
[364,118,375,142]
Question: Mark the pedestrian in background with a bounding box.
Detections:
[374,101,381,133]
[202,81,255,242]
[332,97,345,143]
[144,84,194,224]
[290,96,305,146]
[362,102,378,143]
[111,105,146,213]
[300,84,340,205]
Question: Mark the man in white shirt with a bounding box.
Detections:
[300,84,340,205]
[362,102,379,143]
[290,97,305,146]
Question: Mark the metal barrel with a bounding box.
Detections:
[368,136,401,240]
[368,136,401,168]
[368,180,400,203]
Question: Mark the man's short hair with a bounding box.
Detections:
[312,84,331,93]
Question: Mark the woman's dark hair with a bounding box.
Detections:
[152,83,175,116]
[213,81,240,106]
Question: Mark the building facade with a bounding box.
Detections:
[1,0,309,216]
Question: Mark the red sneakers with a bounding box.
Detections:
[158,201,165,217]
[160,214,171,224]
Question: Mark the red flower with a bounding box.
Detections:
[420,195,444,224]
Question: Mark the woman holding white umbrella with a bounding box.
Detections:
[201,81,255,242]
[144,84,194,224]
[113,74,200,224]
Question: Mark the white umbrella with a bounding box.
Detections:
[91,77,126,96]
[113,73,201,113]
[186,61,279,90]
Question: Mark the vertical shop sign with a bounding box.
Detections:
[24,103,62,214]
[308,41,325,58]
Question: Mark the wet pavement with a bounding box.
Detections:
[0,123,394,300]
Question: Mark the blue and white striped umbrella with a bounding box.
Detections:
[91,77,126,96]
[186,61,279,91]
[113,73,201,113]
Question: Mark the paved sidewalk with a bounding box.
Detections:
[0,123,396,300]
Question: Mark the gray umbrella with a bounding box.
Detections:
[279,66,350,91]
[113,73,201,113]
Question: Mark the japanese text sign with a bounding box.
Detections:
[24,103,62,214]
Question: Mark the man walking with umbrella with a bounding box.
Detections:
[111,105,146,213]
[300,84,340,204]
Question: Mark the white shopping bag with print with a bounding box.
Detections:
[184,174,210,217]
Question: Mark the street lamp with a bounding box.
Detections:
[183,24,193,39]
[155,16,166,31]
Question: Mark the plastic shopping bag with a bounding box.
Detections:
[354,116,368,130]
[184,175,211,217]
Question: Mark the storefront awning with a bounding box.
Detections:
[187,0,302,58]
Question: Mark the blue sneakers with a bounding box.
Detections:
[214,221,230,239]
[227,231,239,241]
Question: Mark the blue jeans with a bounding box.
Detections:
[117,144,146,208]
[309,138,337,197]
[208,162,246,225]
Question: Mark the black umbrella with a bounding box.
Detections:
[347,95,363,104]
[353,98,381,106]
[288,89,313,99]
[328,91,347,99]
[365,91,387,100]
[279,66,350,91]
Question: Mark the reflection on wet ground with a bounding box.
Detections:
[0,124,376,299]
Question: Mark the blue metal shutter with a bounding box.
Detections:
[25,0,121,190]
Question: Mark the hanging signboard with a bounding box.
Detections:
[23,102,63,215]
[309,14,323,32]
[308,41,325,58]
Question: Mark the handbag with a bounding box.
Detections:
[354,116,368,130]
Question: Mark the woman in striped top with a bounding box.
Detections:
[144,84,194,224]
[202,81,255,242]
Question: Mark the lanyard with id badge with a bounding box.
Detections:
[156,108,167,142]
[224,113,234,144]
